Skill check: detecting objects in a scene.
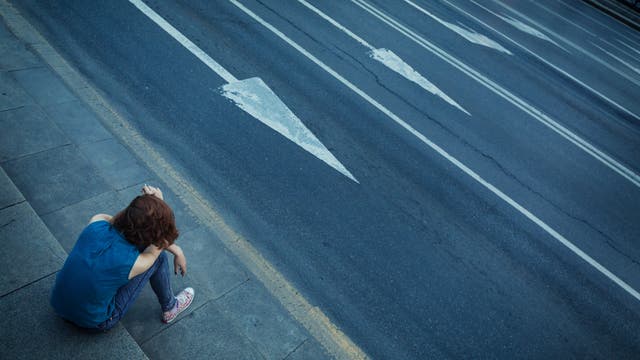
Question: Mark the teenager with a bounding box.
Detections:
[51,185,194,331]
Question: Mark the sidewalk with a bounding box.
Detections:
[0,5,329,360]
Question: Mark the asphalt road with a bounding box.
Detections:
[12,0,640,358]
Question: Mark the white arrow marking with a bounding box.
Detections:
[403,0,512,55]
[128,0,356,182]
[221,78,358,182]
[369,48,470,115]
[296,0,468,115]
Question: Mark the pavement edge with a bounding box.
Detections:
[0,1,369,359]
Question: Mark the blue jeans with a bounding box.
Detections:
[96,252,176,332]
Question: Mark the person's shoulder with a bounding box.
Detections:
[89,214,112,224]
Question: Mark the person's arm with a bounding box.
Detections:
[166,244,187,276]
[128,244,163,280]
[89,214,112,224]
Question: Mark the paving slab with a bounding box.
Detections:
[285,338,331,360]
[178,226,249,299]
[0,40,40,71]
[0,19,40,71]
[215,280,309,360]
[41,190,126,252]
[0,274,148,360]
[120,269,202,344]
[0,165,23,208]
[141,300,264,360]
[44,100,112,145]
[0,201,66,296]
[79,138,151,190]
[2,145,109,214]
[0,70,34,111]
[11,66,76,106]
[0,105,70,161]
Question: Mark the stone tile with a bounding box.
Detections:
[41,190,125,252]
[0,274,148,360]
[0,202,66,296]
[141,301,264,360]
[179,226,249,299]
[117,180,200,234]
[3,145,109,214]
[44,100,112,145]
[11,67,76,106]
[0,165,24,209]
[285,338,330,360]
[120,269,202,344]
[0,71,34,111]
[216,280,309,360]
[0,105,70,161]
[0,40,41,71]
[79,139,151,190]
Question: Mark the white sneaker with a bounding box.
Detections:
[162,287,194,323]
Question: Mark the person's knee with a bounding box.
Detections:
[157,251,168,265]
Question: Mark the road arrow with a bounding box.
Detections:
[129,0,357,182]
[296,0,469,115]
[369,48,470,115]
[221,78,358,182]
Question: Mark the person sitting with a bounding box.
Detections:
[50,185,194,331]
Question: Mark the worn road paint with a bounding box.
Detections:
[228,0,640,305]
[592,42,640,77]
[616,39,640,57]
[352,0,640,187]
[440,0,640,122]
[128,0,356,182]
[403,0,511,55]
[296,0,467,114]
[369,48,469,115]
[491,0,640,89]
[221,77,358,182]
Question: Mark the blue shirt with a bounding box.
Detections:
[51,220,139,328]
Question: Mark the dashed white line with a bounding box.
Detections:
[227,0,640,302]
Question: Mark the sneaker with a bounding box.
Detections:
[162,287,195,323]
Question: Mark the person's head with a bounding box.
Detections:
[112,194,179,249]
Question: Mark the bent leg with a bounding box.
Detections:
[100,252,175,330]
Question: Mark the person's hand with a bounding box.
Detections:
[142,184,164,200]
[174,253,187,276]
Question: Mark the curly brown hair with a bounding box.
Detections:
[112,194,179,249]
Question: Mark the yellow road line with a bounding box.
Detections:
[0,1,368,358]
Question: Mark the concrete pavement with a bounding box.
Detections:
[0,4,329,359]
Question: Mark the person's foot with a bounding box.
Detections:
[162,287,195,323]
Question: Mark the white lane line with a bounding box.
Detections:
[491,0,640,89]
[295,0,468,114]
[351,0,640,188]
[402,0,511,55]
[531,1,598,37]
[592,42,640,77]
[128,0,357,182]
[465,0,569,53]
[128,0,237,83]
[616,39,640,57]
[556,1,640,46]
[227,0,640,303]
[439,0,640,122]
